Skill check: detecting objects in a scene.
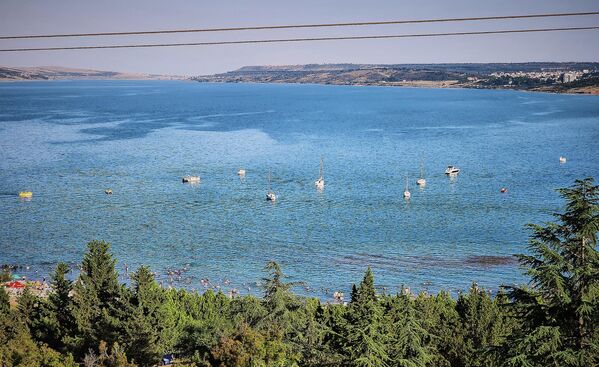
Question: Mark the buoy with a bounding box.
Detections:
[500,188,508,193]
[18,191,32,198]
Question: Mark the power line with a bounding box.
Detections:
[1,11,598,40]
[1,26,598,52]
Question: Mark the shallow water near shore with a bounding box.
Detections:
[0,80,598,299]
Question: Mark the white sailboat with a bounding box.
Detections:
[416,160,426,186]
[403,175,411,199]
[315,157,325,190]
[266,170,277,201]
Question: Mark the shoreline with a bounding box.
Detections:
[1,77,597,95]
[191,79,599,95]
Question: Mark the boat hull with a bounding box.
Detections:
[182,176,201,183]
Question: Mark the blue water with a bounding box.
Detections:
[0,80,598,299]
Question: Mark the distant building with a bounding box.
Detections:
[561,72,578,83]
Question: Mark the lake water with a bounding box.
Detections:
[0,80,597,299]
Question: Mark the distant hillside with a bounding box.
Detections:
[192,62,599,94]
[232,62,599,74]
[0,66,184,81]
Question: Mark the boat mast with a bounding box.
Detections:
[319,157,324,179]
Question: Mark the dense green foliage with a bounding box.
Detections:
[1,178,597,366]
[500,178,599,366]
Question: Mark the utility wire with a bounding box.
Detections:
[1,11,598,40]
[1,26,598,52]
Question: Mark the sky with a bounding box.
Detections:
[0,0,598,76]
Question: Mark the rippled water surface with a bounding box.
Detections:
[1,81,598,298]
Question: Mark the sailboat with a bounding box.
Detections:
[266,170,277,202]
[416,160,426,186]
[403,175,411,199]
[315,157,325,190]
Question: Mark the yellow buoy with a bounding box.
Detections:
[18,191,33,198]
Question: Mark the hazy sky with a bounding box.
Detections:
[1,0,598,75]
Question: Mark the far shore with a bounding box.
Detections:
[193,79,599,95]
[1,76,598,95]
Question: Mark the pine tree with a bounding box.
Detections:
[262,261,297,302]
[72,240,126,356]
[386,293,433,367]
[352,267,376,305]
[17,287,54,344]
[47,262,76,351]
[0,286,9,315]
[456,284,506,367]
[345,267,389,367]
[503,178,599,367]
[259,261,302,339]
[320,302,348,364]
[296,298,343,366]
[79,240,120,308]
[124,266,163,366]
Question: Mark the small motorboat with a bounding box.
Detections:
[266,191,277,201]
[445,166,460,175]
[500,188,508,193]
[182,175,200,183]
[237,169,246,176]
[18,191,32,198]
[559,156,567,164]
[315,157,325,190]
[105,189,113,195]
